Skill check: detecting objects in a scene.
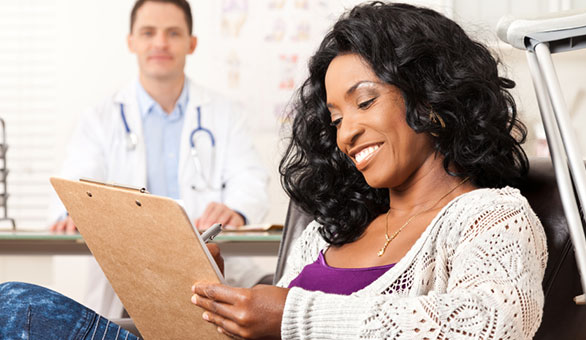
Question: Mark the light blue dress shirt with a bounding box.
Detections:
[136,80,189,199]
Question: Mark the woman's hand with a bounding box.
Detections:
[191,282,289,339]
[206,244,224,275]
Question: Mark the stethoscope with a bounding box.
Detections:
[120,103,220,191]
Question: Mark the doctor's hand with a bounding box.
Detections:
[191,283,288,340]
[194,202,245,231]
[50,216,77,232]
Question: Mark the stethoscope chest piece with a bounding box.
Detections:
[126,132,138,151]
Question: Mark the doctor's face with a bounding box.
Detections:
[127,1,197,82]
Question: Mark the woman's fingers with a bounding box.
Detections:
[193,292,251,338]
[192,292,232,316]
[191,283,288,339]
[203,311,247,339]
[192,282,242,305]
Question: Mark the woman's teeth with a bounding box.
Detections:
[355,145,380,163]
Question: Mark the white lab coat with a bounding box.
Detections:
[51,79,269,317]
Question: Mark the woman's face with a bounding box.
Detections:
[325,53,434,189]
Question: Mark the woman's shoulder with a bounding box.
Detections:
[449,186,533,215]
[277,220,328,284]
[296,220,328,248]
[440,186,544,240]
[287,220,330,258]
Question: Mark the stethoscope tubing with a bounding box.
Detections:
[119,103,219,191]
[120,103,131,134]
[120,103,138,151]
[190,107,215,148]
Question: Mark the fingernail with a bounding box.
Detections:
[217,327,223,334]
[191,284,196,292]
[191,295,197,304]
[203,312,209,321]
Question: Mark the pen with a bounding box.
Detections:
[201,223,222,243]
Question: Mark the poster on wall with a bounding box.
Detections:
[191,0,364,132]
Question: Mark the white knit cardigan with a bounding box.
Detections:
[276,187,548,340]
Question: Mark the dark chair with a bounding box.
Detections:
[273,157,586,339]
[521,158,586,339]
[273,201,314,283]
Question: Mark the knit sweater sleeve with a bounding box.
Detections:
[280,196,548,339]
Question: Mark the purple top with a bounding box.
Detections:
[288,251,395,295]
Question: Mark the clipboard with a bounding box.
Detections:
[50,177,229,340]
[223,223,283,232]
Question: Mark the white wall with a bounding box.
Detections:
[0,0,585,303]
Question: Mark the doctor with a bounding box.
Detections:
[50,0,269,317]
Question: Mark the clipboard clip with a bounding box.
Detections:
[79,177,150,194]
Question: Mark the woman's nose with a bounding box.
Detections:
[337,114,364,147]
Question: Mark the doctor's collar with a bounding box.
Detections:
[135,79,190,119]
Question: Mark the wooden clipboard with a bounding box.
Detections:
[50,177,229,340]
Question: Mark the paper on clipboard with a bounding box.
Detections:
[50,177,229,340]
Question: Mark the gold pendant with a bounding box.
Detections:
[378,239,390,257]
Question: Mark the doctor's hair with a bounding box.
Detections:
[130,0,193,34]
[279,1,529,246]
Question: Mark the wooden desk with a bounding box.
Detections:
[0,230,282,257]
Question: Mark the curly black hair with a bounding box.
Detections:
[279,1,528,246]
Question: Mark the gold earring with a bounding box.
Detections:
[429,110,445,137]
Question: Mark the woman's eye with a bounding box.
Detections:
[358,97,376,109]
[330,118,342,127]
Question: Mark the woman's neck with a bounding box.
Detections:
[387,156,471,216]
[139,74,185,114]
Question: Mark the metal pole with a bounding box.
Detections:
[526,49,586,300]
[535,43,586,215]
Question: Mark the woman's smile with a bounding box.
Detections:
[352,143,382,169]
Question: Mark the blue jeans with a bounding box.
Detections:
[0,282,140,340]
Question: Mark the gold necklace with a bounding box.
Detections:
[377,177,470,257]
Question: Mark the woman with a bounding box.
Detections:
[191,2,546,339]
[0,2,546,340]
